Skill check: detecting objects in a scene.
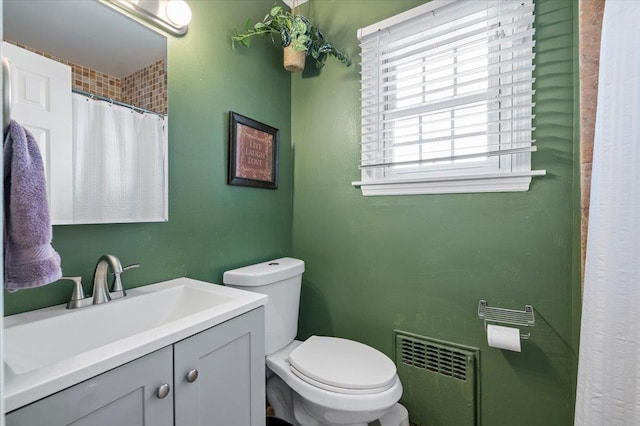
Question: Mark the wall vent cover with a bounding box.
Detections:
[400,335,468,381]
[394,330,479,426]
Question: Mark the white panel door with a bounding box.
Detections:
[3,41,72,223]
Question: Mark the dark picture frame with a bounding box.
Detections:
[228,112,279,189]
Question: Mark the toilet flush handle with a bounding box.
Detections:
[186,369,199,383]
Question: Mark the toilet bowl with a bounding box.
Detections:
[224,258,409,426]
[266,339,405,426]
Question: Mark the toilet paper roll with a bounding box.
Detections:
[486,324,521,352]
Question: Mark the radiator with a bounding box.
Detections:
[394,331,480,426]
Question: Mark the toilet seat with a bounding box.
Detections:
[289,365,397,395]
[287,336,397,395]
[267,340,403,413]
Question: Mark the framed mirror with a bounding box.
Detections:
[3,0,168,224]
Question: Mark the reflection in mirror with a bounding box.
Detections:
[3,0,168,224]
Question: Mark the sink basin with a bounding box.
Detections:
[3,277,267,412]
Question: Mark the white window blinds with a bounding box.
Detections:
[355,0,545,195]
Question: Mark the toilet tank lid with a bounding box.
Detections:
[223,257,305,287]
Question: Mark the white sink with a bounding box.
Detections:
[3,277,267,412]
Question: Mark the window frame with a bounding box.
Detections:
[353,0,545,196]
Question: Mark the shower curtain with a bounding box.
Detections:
[72,93,166,223]
[574,1,640,424]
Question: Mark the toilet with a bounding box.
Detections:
[223,258,409,426]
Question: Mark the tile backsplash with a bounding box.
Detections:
[122,59,167,115]
[578,0,604,281]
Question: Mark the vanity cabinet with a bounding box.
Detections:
[6,307,265,426]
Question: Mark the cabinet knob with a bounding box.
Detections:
[156,383,171,399]
[186,369,199,383]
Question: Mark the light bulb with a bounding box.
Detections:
[165,0,192,27]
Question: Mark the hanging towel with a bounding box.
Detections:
[4,120,62,291]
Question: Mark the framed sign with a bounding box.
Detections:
[228,112,279,189]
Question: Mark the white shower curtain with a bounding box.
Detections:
[575,1,640,424]
[72,93,166,223]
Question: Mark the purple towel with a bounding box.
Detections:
[4,120,62,291]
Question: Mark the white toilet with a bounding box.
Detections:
[223,257,409,426]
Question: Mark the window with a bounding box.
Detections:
[353,0,544,196]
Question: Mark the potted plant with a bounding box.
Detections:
[232,5,351,72]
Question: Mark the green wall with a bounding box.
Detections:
[4,0,582,424]
[4,0,293,315]
[290,1,581,425]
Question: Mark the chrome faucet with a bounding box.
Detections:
[92,254,123,304]
[62,254,139,309]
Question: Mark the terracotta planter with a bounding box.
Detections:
[283,46,305,72]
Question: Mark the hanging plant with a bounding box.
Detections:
[231,5,351,72]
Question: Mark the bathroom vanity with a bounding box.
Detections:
[3,278,267,426]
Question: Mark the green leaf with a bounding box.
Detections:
[293,19,306,34]
[281,29,291,47]
[270,6,282,17]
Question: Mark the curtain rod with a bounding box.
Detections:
[72,89,166,119]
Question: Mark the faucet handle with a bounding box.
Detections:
[61,276,91,309]
[110,263,140,299]
[61,276,84,300]
[123,264,140,272]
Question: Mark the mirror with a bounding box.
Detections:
[3,0,168,224]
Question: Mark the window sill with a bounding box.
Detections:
[352,170,546,196]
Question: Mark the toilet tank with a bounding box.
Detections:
[223,258,305,355]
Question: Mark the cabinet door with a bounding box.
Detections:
[6,347,174,426]
[174,307,265,426]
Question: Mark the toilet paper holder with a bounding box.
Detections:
[477,300,535,339]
